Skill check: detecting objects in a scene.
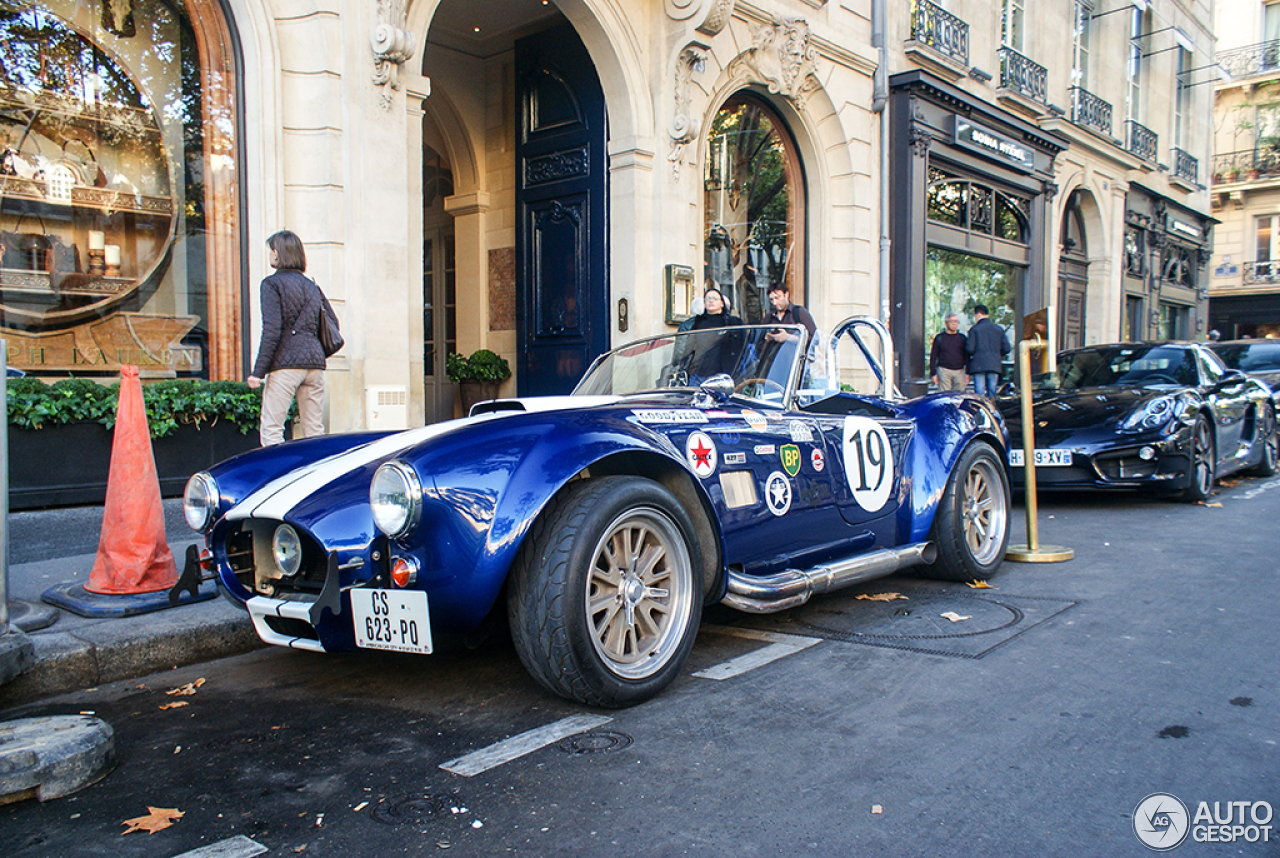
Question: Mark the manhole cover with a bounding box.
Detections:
[556,731,633,754]
[371,793,456,825]
[725,581,1076,658]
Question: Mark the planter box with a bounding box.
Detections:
[7,420,260,510]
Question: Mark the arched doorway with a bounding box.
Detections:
[1059,191,1088,350]
[421,129,455,423]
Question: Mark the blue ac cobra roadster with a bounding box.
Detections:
[181,319,1011,707]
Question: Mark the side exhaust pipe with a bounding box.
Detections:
[723,542,937,614]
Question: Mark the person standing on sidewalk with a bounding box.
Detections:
[965,303,1011,398]
[929,312,968,391]
[247,230,336,446]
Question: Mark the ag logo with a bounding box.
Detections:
[764,471,792,516]
[780,444,802,477]
[842,416,894,511]
[1133,793,1189,851]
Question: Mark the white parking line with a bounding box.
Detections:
[694,626,822,680]
[170,835,268,858]
[440,714,614,777]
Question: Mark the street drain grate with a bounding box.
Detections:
[557,731,634,754]
[371,793,458,825]
[722,582,1076,658]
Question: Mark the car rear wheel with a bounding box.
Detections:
[1249,405,1278,477]
[1181,416,1216,502]
[507,476,702,708]
[927,440,1010,582]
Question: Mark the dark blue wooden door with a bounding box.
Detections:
[515,24,609,396]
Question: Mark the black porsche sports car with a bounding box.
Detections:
[997,342,1278,501]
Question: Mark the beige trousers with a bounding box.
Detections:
[260,368,326,446]
[936,366,968,391]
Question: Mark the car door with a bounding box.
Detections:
[1198,347,1251,466]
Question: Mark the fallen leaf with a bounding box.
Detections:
[159,701,189,710]
[856,592,907,602]
[166,678,207,697]
[871,804,883,814]
[1220,478,1240,488]
[966,580,994,589]
[353,802,369,813]
[940,611,971,623]
[121,806,183,835]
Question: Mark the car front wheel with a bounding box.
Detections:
[1181,415,1216,502]
[508,476,703,708]
[927,440,1011,582]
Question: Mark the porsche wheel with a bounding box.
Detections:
[507,476,703,708]
[927,440,1010,582]
[1249,405,1278,477]
[1181,416,1216,502]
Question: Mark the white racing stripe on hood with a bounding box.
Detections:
[227,395,623,522]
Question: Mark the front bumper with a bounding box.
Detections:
[1007,435,1194,492]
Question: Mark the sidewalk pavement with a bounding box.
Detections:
[1,500,264,709]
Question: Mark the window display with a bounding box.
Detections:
[0,0,240,378]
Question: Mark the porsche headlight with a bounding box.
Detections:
[1121,395,1178,431]
[272,524,303,577]
[371,461,423,540]
[183,472,219,533]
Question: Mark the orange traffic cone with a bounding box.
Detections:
[86,365,177,595]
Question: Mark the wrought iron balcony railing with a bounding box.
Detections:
[1210,147,1280,183]
[1069,87,1113,138]
[909,0,969,66]
[1216,40,1280,81]
[1126,120,1158,163]
[1244,261,1280,284]
[998,47,1047,105]
[1172,148,1199,184]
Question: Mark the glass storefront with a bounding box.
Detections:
[0,0,239,378]
[703,94,804,324]
[925,247,1018,366]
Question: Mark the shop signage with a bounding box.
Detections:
[2,313,202,374]
[953,117,1035,172]
[1166,215,1202,241]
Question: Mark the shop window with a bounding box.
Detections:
[1161,246,1195,288]
[1158,301,1188,340]
[927,168,1029,243]
[0,1,240,378]
[703,94,805,324]
[925,247,1018,369]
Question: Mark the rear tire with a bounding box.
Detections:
[507,476,703,708]
[1249,405,1278,477]
[927,440,1010,582]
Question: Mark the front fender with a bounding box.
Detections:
[898,393,1010,543]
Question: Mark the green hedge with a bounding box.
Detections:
[5,377,268,438]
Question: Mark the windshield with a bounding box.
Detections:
[1210,341,1280,373]
[1028,345,1200,391]
[575,324,831,407]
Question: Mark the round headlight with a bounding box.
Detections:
[272,524,303,577]
[183,472,219,533]
[371,461,423,540]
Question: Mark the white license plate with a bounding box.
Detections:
[350,589,433,654]
[1009,448,1073,467]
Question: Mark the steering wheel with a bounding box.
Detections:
[735,378,786,398]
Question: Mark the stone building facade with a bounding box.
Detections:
[0,0,1214,429]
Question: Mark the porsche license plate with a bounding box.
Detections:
[351,589,432,654]
[1008,448,1072,467]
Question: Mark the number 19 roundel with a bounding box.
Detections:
[842,416,894,511]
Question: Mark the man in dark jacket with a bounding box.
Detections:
[965,304,1011,397]
[929,312,968,391]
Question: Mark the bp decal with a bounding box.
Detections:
[780,444,802,477]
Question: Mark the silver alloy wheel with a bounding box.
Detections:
[1191,419,1214,495]
[961,456,1008,567]
[1263,408,1278,470]
[585,506,694,680]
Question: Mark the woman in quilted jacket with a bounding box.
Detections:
[247,230,336,445]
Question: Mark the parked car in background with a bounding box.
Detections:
[182,319,1012,707]
[1207,339,1280,408]
[997,342,1278,502]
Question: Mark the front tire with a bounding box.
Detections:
[507,476,703,708]
[927,440,1011,582]
[1180,415,1216,501]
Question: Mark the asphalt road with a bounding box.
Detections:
[4,478,1280,857]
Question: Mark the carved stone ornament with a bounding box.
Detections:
[665,0,735,35]
[727,17,821,106]
[372,0,415,109]
[908,125,932,159]
[669,46,707,178]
